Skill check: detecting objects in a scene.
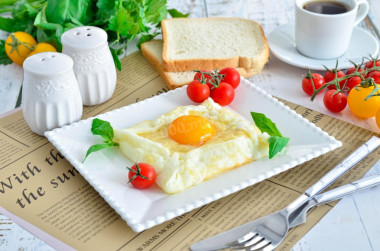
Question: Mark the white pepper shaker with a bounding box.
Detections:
[61,26,117,106]
[22,52,83,135]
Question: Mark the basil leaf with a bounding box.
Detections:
[0,40,12,65]
[250,111,289,158]
[268,136,289,159]
[83,144,111,162]
[168,9,190,18]
[0,16,29,32]
[45,0,93,25]
[95,0,116,22]
[12,0,38,21]
[91,118,114,141]
[83,119,119,162]
[250,112,282,137]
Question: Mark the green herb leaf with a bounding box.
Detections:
[108,7,134,36]
[137,32,159,49]
[83,143,112,161]
[110,47,122,71]
[268,136,290,159]
[95,0,116,22]
[251,112,289,158]
[91,118,115,141]
[250,112,283,137]
[83,118,119,162]
[0,16,29,32]
[45,0,93,25]
[12,0,38,21]
[168,8,190,18]
[144,0,167,24]
[0,40,12,65]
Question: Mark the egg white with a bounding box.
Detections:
[113,98,269,194]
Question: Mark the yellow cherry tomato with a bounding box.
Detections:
[27,43,57,57]
[4,31,37,65]
[376,108,380,129]
[347,85,380,118]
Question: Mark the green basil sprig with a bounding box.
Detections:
[83,118,119,162]
[251,112,289,159]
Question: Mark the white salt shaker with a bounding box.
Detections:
[61,26,117,106]
[22,52,83,135]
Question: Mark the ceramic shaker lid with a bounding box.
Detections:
[23,52,73,77]
[61,26,108,51]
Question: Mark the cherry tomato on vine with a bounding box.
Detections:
[366,71,380,84]
[210,82,235,106]
[345,76,362,92]
[187,80,210,103]
[5,31,37,65]
[127,163,156,189]
[302,73,325,96]
[220,67,240,89]
[194,70,214,89]
[347,85,380,118]
[325,70,346,90]
[346,67,364,76]
[365,60,380,69]
[323,90,347,113]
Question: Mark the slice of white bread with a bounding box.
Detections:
[141,40,257,90]
[161,17,269,73]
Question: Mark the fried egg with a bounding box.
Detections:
[113,98,269,194]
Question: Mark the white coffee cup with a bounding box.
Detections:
[295,0,369,59]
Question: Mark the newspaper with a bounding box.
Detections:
[0,52,379,250]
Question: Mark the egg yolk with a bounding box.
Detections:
[168,115,215,146]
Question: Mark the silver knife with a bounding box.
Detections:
[190,136,380,251]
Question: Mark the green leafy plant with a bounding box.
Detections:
[0,40,12,65]
[83,118,119,162]
[251,112,290,159]
[0,0,188,69]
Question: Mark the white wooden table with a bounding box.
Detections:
[1,0,380,250]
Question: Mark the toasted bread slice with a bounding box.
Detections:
[141,40,257,90]
[161,17,269,73]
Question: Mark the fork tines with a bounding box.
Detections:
[228,232,274,250]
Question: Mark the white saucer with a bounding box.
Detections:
[267,23,379,70]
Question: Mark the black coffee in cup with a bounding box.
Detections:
[303,1,349,14]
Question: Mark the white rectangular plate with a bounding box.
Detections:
[45,79,341,232]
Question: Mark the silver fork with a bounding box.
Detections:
[226,136,380,251]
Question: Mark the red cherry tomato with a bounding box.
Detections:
[187,80,210,103]
[219,67,240,89]
[323,90,347,113]
[210,82,235,106]
[365,60,380,69]
[366,71,380,84]
[194,70,211,81]
[194,70,214,89]
[324,70,346,90]
[302,73,325,96]
[346,67,364,76]
[345,76,362,92]
[127,163,156,189]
